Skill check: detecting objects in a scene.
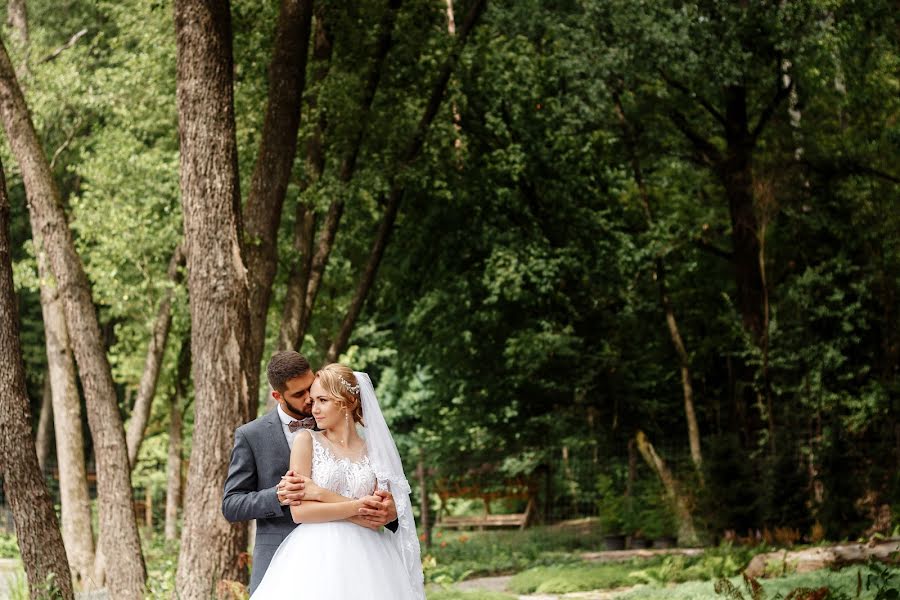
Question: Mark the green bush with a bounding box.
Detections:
[0,532,20,559]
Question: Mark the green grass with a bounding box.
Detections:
[426,590,517,600]
[423,519,606,583]
[609,565,900,599]
[508,560,657,594]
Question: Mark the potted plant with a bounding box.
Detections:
[596,475,626,550]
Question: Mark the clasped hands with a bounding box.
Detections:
[277,470,397,530]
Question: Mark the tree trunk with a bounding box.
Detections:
[416,450,431,549]
[745,540,900,578]
[277,202,315,351]
[276,7,331,353]
[36,238,96,587]
[613,92,703,475]
[34,375,52,472]
[173,0,253,594]
[326,0,486,361]
[0,35,146,598]
[297,0,401,344]
[0,156,74,600]
[243,0,313,408]
[165,338,190,541]
[635,430,700,546]
[126,244,184,468]
[6,0,28,45]
[722,85,765,344]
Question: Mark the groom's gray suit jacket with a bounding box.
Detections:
[222,408,295,594]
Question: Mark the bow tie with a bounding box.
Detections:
[288,417,316,432]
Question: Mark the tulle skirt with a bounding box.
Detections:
[250,521,418,599]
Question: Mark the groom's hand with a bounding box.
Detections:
[358,490,397,526]
[276,470,306,506]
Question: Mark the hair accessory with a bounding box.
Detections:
[338,375,360,397]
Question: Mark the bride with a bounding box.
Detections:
[250,364,425,599]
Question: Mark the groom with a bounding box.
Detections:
[223,350,398,593]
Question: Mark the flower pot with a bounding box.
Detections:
[629,536,651,549]
[603,534,626,551]
[652,535,677,549]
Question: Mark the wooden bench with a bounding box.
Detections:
[438,498,534,530]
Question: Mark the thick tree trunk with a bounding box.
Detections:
[126,244,184,468]
[174,0,253,593]
[243,0,313,407]
[165,339,190,541]
[0,36,146,598]
[0,157,74,600]
[635,430,700,546]
[722,85,765,344]
[36,239,96,587]
[326,0,486,361]
[34,375,52,471]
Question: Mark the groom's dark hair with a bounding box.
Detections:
[266,351,312,393]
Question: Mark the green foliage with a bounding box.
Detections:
[426,591,516,600]
[0,532,19,559]
[422,525,591,583]
[509,560,650,595]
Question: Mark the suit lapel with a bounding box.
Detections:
[266,408,291,470]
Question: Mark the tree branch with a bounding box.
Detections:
[659,69,727,127]
[751,78,793,141]
[39,29,87,64]
[669,109,723,167]
[694,236,733,262]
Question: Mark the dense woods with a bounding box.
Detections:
[0,0,897,597]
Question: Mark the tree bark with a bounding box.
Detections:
[126,244,184,468]
[165,338,190,541]
[243,0,313,407]
[36,238,96,587]
[6,0,28,45]
[173,0,253,593]
[0,156,74,600]
[0,35,146,598]
[326,0,487,361]
[722,85,765,344]
[635,430,700,546]
[34,375,52,472]
[613,91,703,475]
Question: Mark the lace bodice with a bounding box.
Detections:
[309,431,376,499]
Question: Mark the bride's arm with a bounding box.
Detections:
[288,431,370,524]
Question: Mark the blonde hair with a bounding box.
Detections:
[316,363,363,424]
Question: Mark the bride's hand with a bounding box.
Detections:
[297,476,326,502]
[357,493,395,526]
[347,515,382,530]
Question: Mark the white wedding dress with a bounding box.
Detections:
[250,430,420,599]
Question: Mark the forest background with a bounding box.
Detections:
[0,0,897,598]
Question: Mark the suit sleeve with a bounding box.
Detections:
[386,519,399,533]
[222,428,287,522]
